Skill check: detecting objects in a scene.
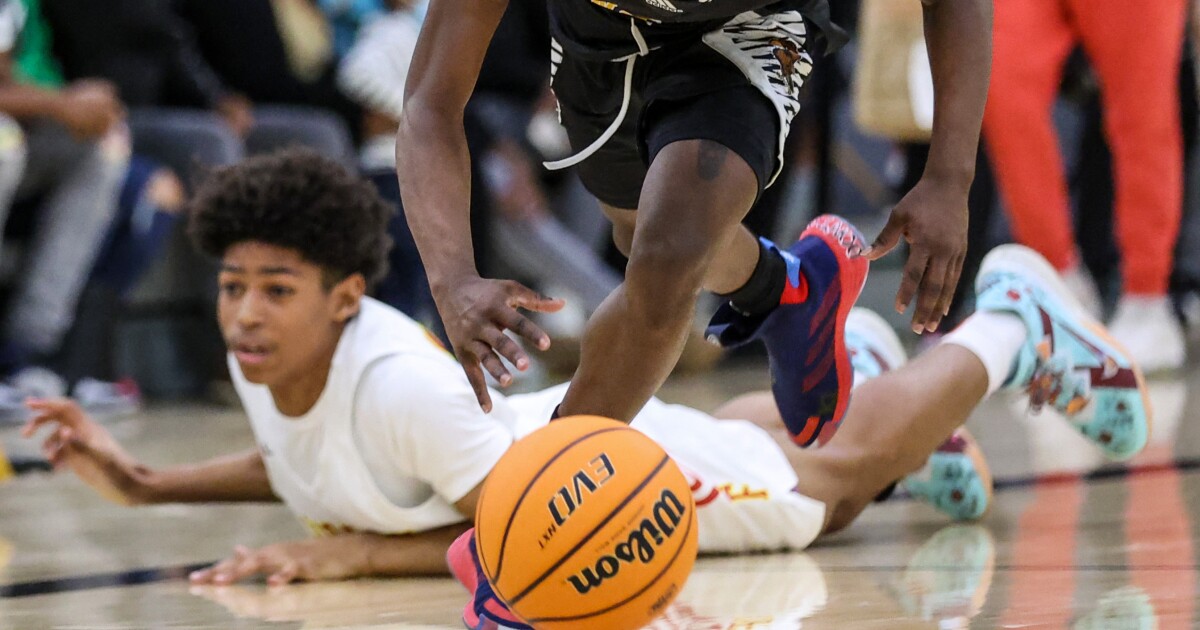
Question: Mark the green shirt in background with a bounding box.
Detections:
[14,0,63,88]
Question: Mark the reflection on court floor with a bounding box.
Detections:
[1,368,1197,628]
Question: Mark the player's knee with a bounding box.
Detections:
[625,243,704,330]
[627,238,708,284]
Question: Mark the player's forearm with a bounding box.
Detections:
[920,0,992,189]
[395,105,480,289]
[137,449,279,504]
[0,84,67,121]
[356,523,473,577]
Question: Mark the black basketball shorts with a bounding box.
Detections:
[548,11,816,210]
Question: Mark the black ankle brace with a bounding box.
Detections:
[722,239,787,316]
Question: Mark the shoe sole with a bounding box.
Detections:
[793,216,869,446]
[847,307,908,369]
[978,244,1153,456]
[955,427,994,519]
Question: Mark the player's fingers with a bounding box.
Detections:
[499,308,551,353]
[21,411,63,438]
[42,430,67,466]
[188,567,216,583]
[215,553,262,585]
[192,555,239,584]
[490,317,536,367]
[25,397,82,420]
[267,560,300,587]
[506,281,565,315]
[895,248,929,316]
[866,212,905,261]
[912,257,949,333]
[932,255,964,326]
[470,339,512,387]
[460,359,493,413]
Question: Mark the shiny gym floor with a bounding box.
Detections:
[2,349,1199,628]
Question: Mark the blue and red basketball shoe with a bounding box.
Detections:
[706,215,869,447]
[448,528,532,630]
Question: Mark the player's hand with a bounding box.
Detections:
[20,398,146,505]
[432,276,564,412]
[215,94,256,137]
[865,177,968,334]
[189,537,370,586]
[56,80,125,139]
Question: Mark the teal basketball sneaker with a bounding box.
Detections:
[845,308,993,521]
[975,244,1152,461]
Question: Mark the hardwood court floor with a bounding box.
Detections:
[2,363,1198,628]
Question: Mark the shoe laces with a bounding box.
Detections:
[1025,350,1090,415]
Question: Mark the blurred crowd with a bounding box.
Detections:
[0,0,1193,421]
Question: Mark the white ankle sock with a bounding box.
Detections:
[941,311,1028,395]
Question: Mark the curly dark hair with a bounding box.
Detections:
[188,148,393,288]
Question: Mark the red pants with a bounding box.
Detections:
[983,0,1187,296]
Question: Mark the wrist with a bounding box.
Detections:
[919,164,975,193]
[127,464,160,505]
[429,268,481,294]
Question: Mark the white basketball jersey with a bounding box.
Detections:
[232,297,825,551]
[508,387,827,554]
[230,297,509,536]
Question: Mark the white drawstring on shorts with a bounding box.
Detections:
[544,20,651,171]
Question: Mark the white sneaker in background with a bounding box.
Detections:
[1108,295,1186,372]
[72,377,142,420]
[1061,265,1104,318]
[10,366,66,399]
[0,367,67,426]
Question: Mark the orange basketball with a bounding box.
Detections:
[475,415,698,630]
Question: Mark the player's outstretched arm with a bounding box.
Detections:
[188,484,484,585]
[187,523,472,585]
[21,398,277,505]
[396,0,563,413]
[867,0,992,334]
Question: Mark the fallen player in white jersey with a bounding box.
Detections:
[21,150,1148,595]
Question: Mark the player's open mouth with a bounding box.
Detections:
[232,342,270,365]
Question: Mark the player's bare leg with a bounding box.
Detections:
[602,202,762,295]
[719,244,1155,537]
[558,139,759,422]
[717,343,990,534]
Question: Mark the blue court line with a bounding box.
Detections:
[0,563,210,598]
[5,456,1200,599]
[955,455,1200,493]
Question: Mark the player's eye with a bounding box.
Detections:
[220,281,244,298]
[267,285,295,298]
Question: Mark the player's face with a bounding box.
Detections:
[217,242,362,389]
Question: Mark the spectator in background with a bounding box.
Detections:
[333,0,439,325]
[983,0,1189,371]
[0,0,128,418]
[172,0,361,145]
[318,0,387,59]
[42,0,355,176]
